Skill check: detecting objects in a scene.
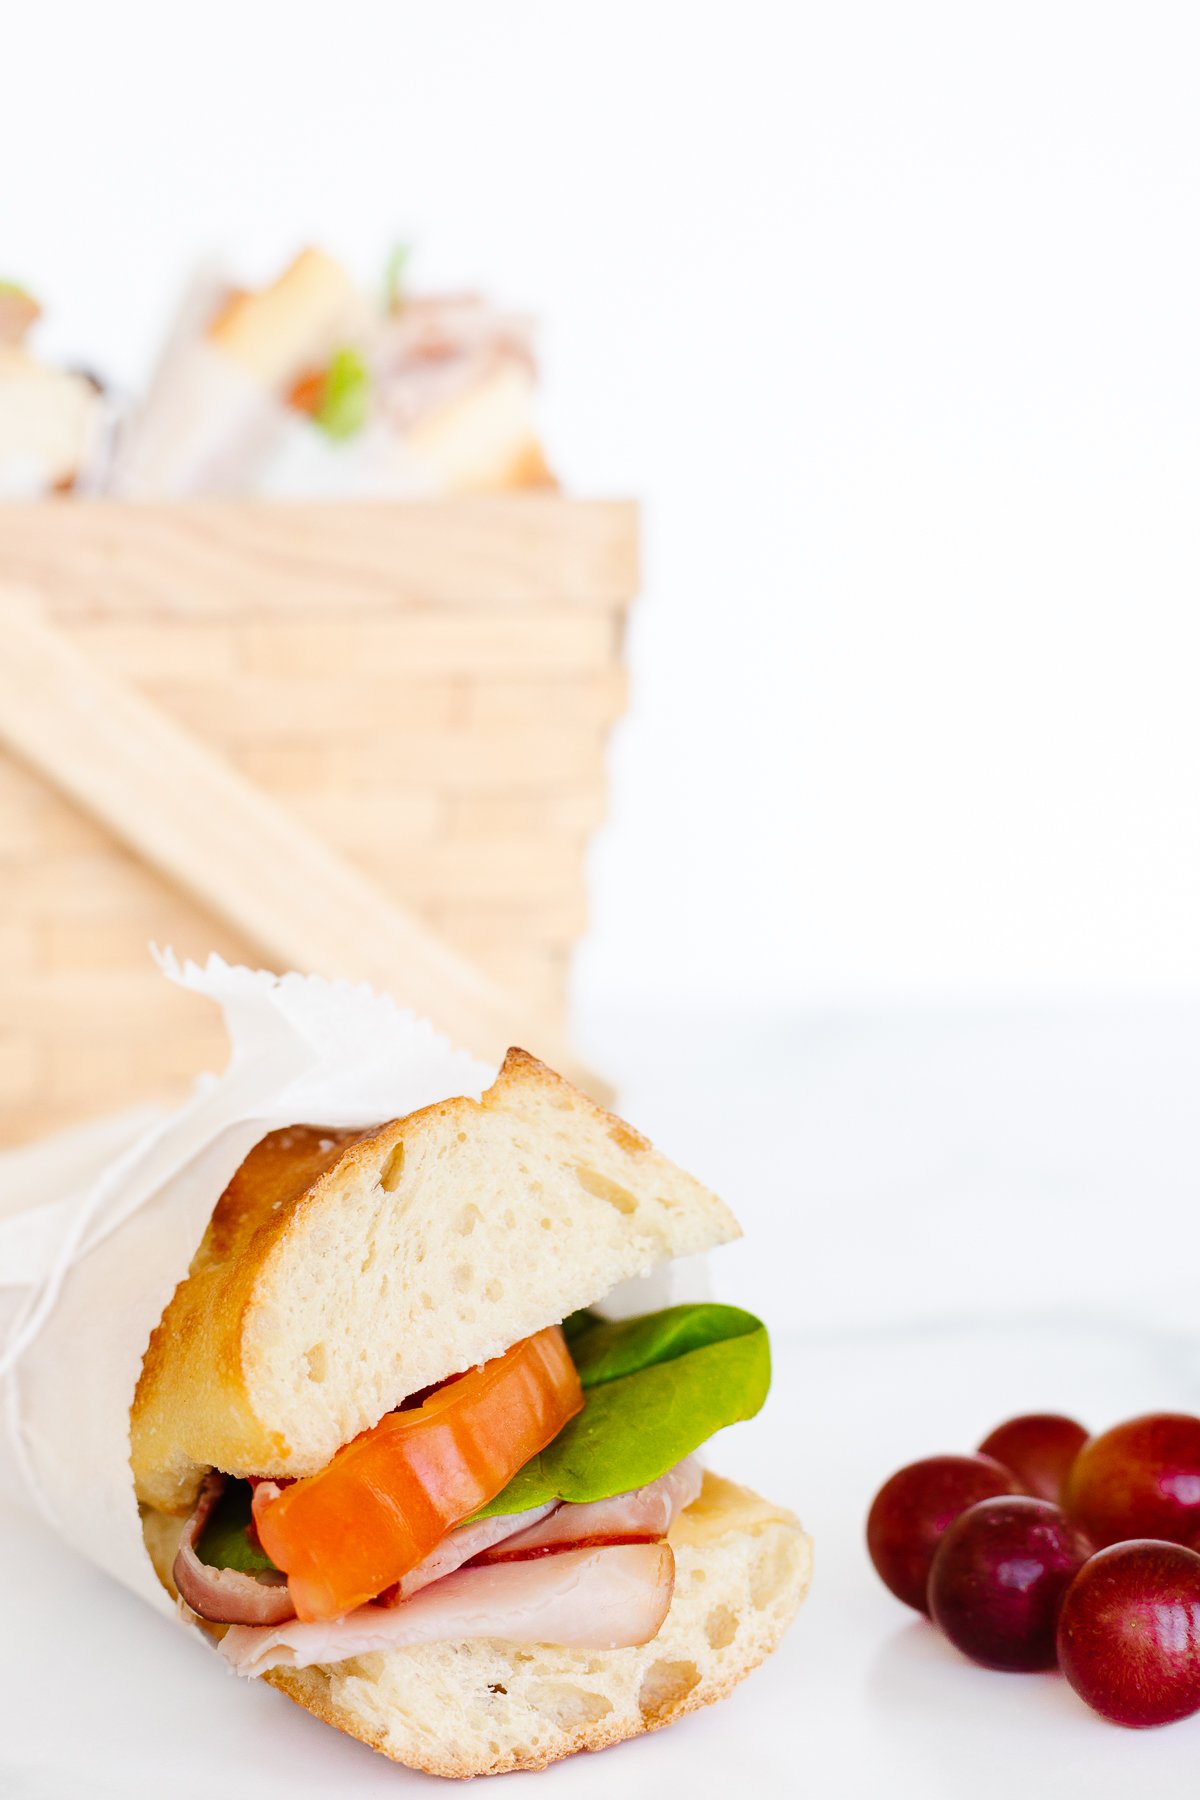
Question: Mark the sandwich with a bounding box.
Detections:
[363,288,554,494]
[108,250,367,497]
[0,281,107,497]
[131,1048,810,1777]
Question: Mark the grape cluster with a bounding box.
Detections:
[867,1412,1200,1727]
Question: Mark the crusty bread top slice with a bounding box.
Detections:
[131,1049,739,1514]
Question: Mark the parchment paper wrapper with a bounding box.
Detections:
[0,957,703,1624]
[0,956,493,1616]
[106,266,301,498]
[108,336,291,498]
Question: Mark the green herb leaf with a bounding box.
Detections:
[195,1480,280,1575]
[472,1304,770,1518]
[313,347,370,441]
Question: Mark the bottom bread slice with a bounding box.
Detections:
[268,1471,812,1778]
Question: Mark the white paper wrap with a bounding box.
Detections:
[108,336,290,498]
[0,956,494,1616]
[106,266,292,498]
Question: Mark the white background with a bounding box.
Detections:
[7,0,1200,1013]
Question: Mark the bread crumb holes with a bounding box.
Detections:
[638,1660,700,1722]
[574,1166,637,1215]
[705,1604,738,1649]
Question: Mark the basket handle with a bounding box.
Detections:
[0,585,611,1100]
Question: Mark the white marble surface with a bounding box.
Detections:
[5,1001,1200,1794]
[6,1321,1200,1798]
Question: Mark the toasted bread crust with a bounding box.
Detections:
[131,1122,384,1509]
[266,1620,776,1776]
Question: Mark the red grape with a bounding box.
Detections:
[1058,1541,1200,1726]
[927,1497,1092,1670]
[1065,1413,1200,1547]
[978,1413,1088,1504]
[867,1454,1023,1613]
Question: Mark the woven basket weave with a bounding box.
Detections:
[0,496,636,1145]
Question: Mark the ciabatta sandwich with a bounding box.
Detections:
[131,1049,810,1777]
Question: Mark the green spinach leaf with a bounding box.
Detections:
[473,1304,769,1518]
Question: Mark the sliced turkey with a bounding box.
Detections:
[478,1457,702,1560]
[219,1541,675,1677]
[385,1502,559,1603]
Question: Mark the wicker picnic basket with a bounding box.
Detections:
[0,496,636,1145]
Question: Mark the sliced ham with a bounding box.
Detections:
[219,1541,675,1678]
[386,1502,559,1603]
[173,1475,295,1627]
[386,1459,698,1596]
[479,1458,703,1560]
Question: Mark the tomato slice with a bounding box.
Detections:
[252,1326,583,1621]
